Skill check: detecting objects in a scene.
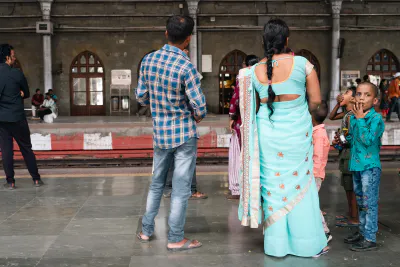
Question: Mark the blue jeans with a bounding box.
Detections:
[164,158,197,195]
[142,138,197,243]
[353,167,381,242]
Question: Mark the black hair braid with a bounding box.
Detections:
[262,19,290,119]
[265,44,276,119]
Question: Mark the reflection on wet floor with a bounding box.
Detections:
[0,162,398,266]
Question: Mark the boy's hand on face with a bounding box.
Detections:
[352,102,368,119]
[336,94,344,104]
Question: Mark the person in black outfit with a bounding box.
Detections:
[0,44,43,189]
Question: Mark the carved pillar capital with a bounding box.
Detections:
[331,0,343,19]
[39,0,53,21]
[186,0,200,17]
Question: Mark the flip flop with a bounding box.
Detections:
[190,192,208,200]
[167,239,202,252]
[335,215,348,221]
[226,195,240,200]
[335,220,359,227]
[136,232,150,243]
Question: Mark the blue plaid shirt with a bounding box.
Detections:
[136,44,207,149]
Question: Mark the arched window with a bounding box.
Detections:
[367,49,399,80]
[70,51,105,116]
[296,49,321,80]
[219,50,247,114]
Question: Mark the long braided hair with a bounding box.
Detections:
[262,19,290,119]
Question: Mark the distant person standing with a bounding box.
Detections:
[379,79,390,118]
[0,44,43,189]
[386,73,400,122]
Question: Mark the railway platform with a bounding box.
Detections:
[1,116,400,161]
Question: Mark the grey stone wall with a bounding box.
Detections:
[52,32,165,115]
[1,0,400,115]
[0,33,43,97]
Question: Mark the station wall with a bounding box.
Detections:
[1,0,400,115]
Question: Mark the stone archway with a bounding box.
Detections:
[218,50,247,114]
[70,51,105,116]
[296,49,321,80]
[366,49,399,83]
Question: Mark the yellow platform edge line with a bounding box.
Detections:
[1,169,398,179]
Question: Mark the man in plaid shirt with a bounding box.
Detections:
[136,15,207,251]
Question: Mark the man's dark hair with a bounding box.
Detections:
[48,89,53,92]
[312,100,328,124]
[355,78,361,84]
[245,55,259,67]
[358,82,379,98]
[45,93,50,96]
[363,75,369,82]
[36,88,41,93]
[166,15,194,44]
[0,44,13,63]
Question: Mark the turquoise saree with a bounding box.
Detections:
[238,56,327,257]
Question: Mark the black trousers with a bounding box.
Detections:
[38,108,52,120]
[0,119,41,183]
[386,97,400,121]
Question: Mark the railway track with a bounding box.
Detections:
[9,156,229,169]
[5,149,399,169]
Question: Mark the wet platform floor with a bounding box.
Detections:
[0,162,399,267]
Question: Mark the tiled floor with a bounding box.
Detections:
[0,162,398,267]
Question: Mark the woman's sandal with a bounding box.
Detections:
[313,246,330,258]
[167,239,202,252]
[335,220,359,227]
[136,232,150,243]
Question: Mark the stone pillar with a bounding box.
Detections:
[329,0,342,109]
[187,0,199,69]
[43,35,52,93]
[39,0,53,93]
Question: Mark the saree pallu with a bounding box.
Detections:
[238,67,262,228]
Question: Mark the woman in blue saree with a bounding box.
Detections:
[238,19,328,257]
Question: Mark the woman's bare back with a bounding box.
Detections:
[255,55,301,103]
